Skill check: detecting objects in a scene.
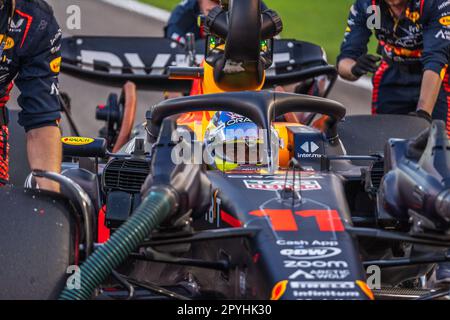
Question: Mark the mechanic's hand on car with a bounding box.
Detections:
[351,54,381,78]
[409,109,433,123]
[164,91,183,100]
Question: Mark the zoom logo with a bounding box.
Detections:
[280,247,342,260]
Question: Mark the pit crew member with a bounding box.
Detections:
[0,0,62,191]
[337,0,450,137]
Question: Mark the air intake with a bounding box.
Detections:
[364,159,385,196]
[369,160,385,191]
[102,159,150,193]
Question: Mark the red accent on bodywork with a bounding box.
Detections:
[296,210,345,232]
[98,206,111,243]
[220,210,243,228]
[249,209,298,231]
[15,10,33,48]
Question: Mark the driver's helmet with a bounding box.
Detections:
[204,112,278,171]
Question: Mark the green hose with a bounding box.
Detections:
[59,189,175,300]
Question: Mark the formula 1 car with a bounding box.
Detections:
[1,0,449,300]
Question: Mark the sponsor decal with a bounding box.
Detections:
[38,19,48,31]
[1,55,11,65]
[280,247,342,260]
[350,4,357,17]
[277,239,309,246]
[405,8,420,22]
[441,65,448,80]
[50,30,63,46]
[50,57,62,73]
[228,173,323,179]
[50,82,60,96]
[9,18,24,32]
[0,36,15,50]
[288,269,351,280]
[51,44,61,55]
[271,280,288,300]
[283,260,349,269]
[296,140,323,159]
[62,137,94,146]
[276,239,339,247]
[226,117,252,126]
[300,141,320,153]
[222,112,253,127]
[288,269,315,280]
[440,15,450,26]
[290,281,355,290]
[435,29,450,40]
[244,179,321,191]
[293,290,360,298]
[0,73,10,82]
[439,1,450,10]
[80,49,293,75]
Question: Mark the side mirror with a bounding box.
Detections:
[62,137,107,158]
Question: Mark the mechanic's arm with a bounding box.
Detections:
[338,58,359,81]
[15,19,63,192]
[337,1,374,81]
[417,70,444,116]
[26,127,62,192]
[417,0,450,116]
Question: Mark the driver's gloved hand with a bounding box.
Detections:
[409,109,433,123]
[351,54,381,78]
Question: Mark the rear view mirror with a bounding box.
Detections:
[62,137,107,158]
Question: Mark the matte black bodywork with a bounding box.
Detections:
[0,187,76,300]
[199,171,367,299]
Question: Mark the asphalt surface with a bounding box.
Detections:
[11,0,372,137]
